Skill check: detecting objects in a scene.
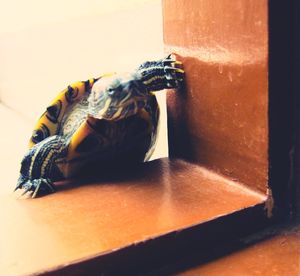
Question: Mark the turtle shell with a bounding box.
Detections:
[28,74,159,179]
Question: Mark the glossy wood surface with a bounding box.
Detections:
[163,0,268,193]
[178,224,300,276]
[0,158,265,275]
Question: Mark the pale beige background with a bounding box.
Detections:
[0,0,168,192]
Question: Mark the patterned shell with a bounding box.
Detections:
[29,74,159,179]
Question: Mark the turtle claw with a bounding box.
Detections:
[174,60,183,65]
[15,178,56,198]
[14,177,26,192]
[21,187,32,197]
[13,184,22,192]
[32,181,42,198]
[162,55,185,87]
[164,65,185,88]
[162,55,183,69]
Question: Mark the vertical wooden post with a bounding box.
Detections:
[163,0,268,194]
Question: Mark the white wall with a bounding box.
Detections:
[0,0,157,34]
[0,0,168,159]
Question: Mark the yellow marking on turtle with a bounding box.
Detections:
[29,77,102,148]
[119,91,132,105]
[28,137,51,176]
[56,118,95,178]
[41,150,54,176]
[112,105,124,120]
[143,75,165,86]
[96,97,112,118]
[142,69,184,87]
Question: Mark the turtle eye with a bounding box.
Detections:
[107,87,115,95]
[107,79,122,95]
[107,86,123,98]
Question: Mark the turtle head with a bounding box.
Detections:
[89,73,150,121]
[16,135,65,194]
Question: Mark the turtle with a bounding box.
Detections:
[15,55,184,198]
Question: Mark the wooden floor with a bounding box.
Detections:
[154,221,300,276]
[0,103,266,275]
[1,160,265,275]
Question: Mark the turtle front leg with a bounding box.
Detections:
[137,54,185,91]
[15,178,56,198]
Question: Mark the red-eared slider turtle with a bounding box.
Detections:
[15,55,184,197]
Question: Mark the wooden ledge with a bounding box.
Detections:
[1,158,266,275]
